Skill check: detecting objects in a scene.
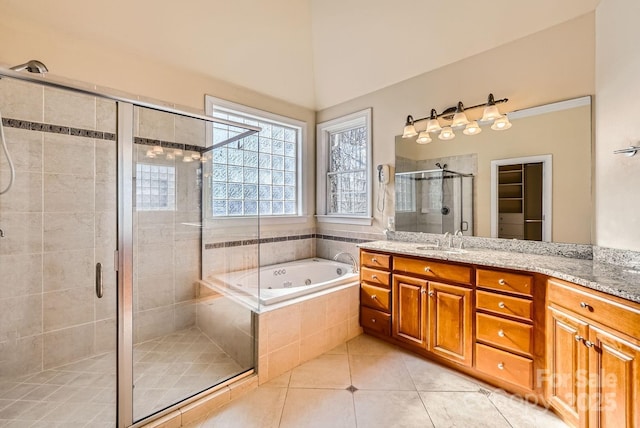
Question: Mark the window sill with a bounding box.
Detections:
[204,215,312,227]
[315,215,373,226]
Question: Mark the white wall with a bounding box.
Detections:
[317,14,596,237]
[594,0,640,251]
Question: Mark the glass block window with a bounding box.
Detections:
[327,126,368,215]
[206,102,302,217]
[395,175,416,212]
[136,163,176,211]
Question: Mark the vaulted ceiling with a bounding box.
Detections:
[3,0,599,109]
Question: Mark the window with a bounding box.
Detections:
[316,108,372,225]
[205,96,305,217]
[136,163,176,211]
[395,174,416,213]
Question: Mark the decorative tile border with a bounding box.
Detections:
[1,116,204,151]
[204,233,370,250]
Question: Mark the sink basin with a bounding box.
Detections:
[415,245,467,254]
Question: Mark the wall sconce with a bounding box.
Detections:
[402,93,511,143]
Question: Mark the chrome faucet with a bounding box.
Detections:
[454,230,464,249]
[333,252,359,273]
[443,232,452,248]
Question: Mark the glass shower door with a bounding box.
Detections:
[0,78,117,426]
[130,106,256,423]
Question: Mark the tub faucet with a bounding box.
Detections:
[333,252,359,273]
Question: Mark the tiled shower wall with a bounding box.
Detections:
[0,78,118,376]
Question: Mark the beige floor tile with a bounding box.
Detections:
[350,353,415,391]
[346,334,400,355]
[354,390,434,427]
[489,390,569,428]
[402,352,481,392]
[420,391,511,428]
[279,388,356,428]
[262,371,291,388]
[289,354,351,389]
[325,342,348,354]
[194,386,287,428]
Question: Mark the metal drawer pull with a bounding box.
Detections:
[371,294,377,300]
[498,329,505,338]
[372,275,378,279]
[421,288,426,294]
[371,318,376,323]
[424,266,431,272]
[497,362,505,370]
[498,302,505,309]
[498,279,506,285]
[95,262,103,298]
[372,258,377,263]
[579,302,590,309]
[575,335,584,342]
[584,340,594,348]
[428,291,434,297]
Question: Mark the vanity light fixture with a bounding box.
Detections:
[402,93,510,142]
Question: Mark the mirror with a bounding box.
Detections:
[394,97,592,244]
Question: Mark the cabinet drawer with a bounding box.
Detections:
[476,269,533,297]
[360,283,391,313]
[548,279,640,338]
[361,251,390,270]
[361,267,390,288]
[476,290,532,321]
[476,313,533,356]
[360,306,391,336]
[476,343,533,390]
[394,256,472,286]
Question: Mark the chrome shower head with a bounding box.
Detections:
[10,60,48,74]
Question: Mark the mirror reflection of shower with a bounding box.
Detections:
[395,161,474,235]
[0,60,49,195]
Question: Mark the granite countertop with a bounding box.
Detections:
[358,240,640,304]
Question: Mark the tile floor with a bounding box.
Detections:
[185,334,569,428]
[0,326,246,427]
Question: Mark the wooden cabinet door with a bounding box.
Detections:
[546,307,589,428]
[427,281,472,367]
[392,274,428,349]
[588,326,640,428]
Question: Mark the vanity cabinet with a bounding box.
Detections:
[546,278,640,428]
[474,268,536,390]
[359,251,392,336]
[391,256,473,367]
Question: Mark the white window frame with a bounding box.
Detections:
[316,108,372,225]
[205,95,308,224]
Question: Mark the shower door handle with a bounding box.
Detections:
[96,263,104,298]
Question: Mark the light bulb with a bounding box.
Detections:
[402,124,418,138]
[438,126,455,141]
[482,105,501,122]
[425,118,442,133]
[166,153,175,160]
[173,149,183,157]
[191,152,201,160]
[416,131,432,144]
[402,115,418,138]
[451,111,470,128]
[146,149,156,158]
[491,115,512,131]
[183,154,194,162]
[463,121,482,135]
[152,145,164,154]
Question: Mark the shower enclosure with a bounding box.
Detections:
[0,68,260,427]
[395,168,474,235]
